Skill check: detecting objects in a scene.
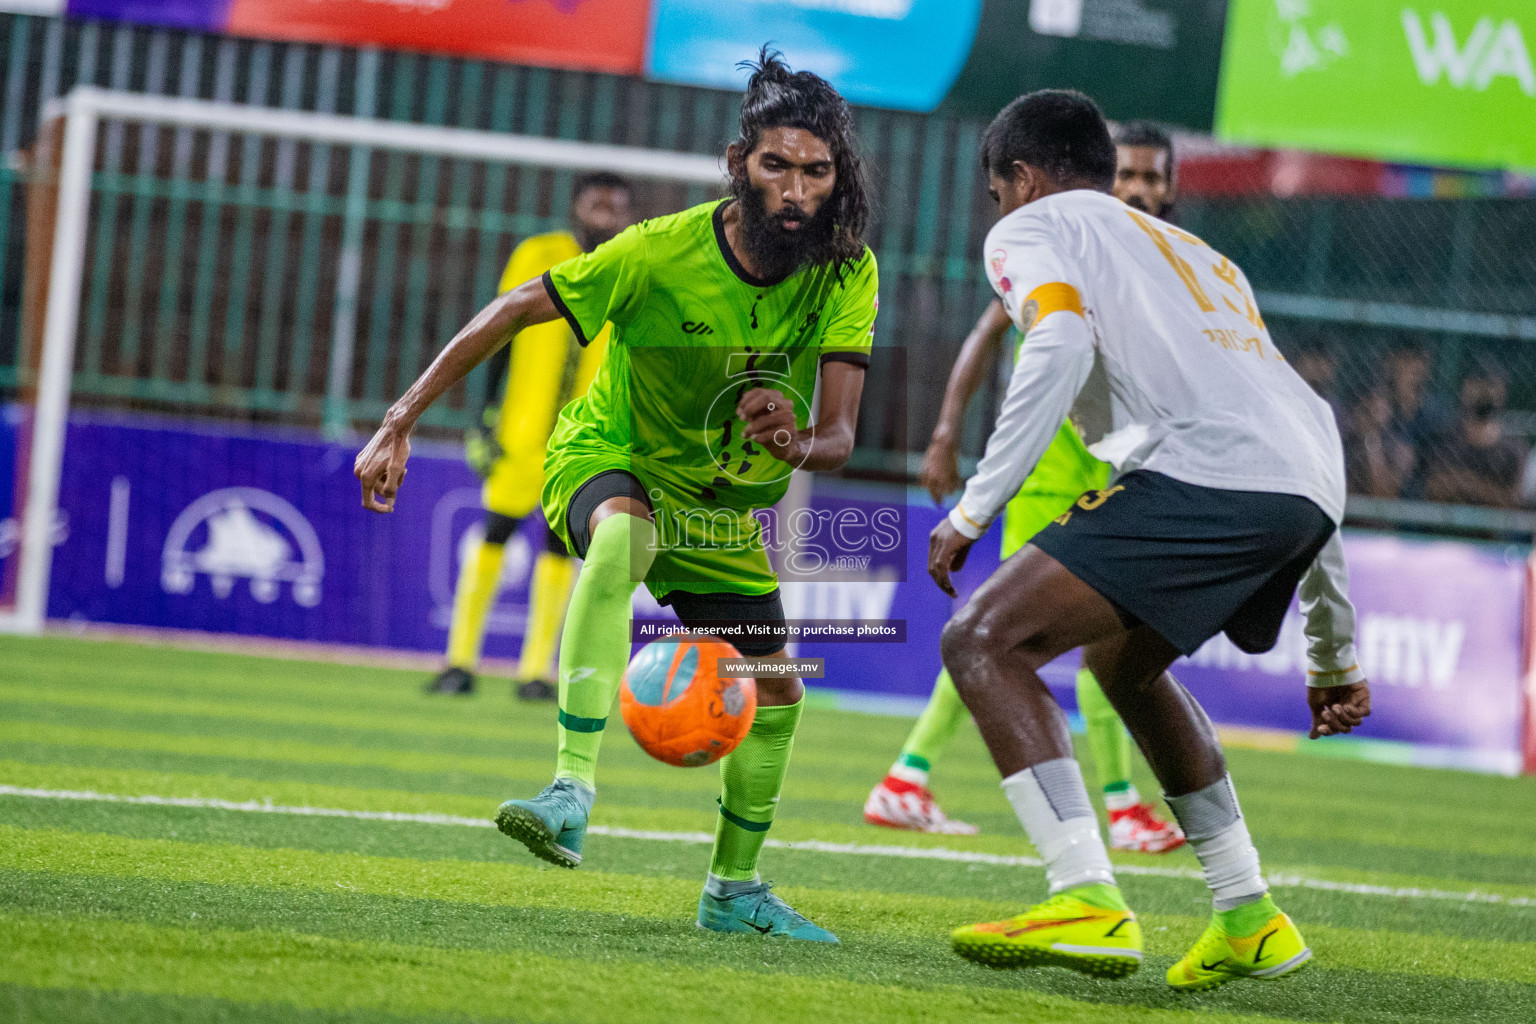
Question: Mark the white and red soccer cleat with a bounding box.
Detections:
[863,775,979,835]
[1108,802,1186,853]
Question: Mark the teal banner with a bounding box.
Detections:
[646,0,984,112]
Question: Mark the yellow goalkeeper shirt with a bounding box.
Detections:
[482,231,612,517]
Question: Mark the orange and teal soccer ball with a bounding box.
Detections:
[620,635,757,767]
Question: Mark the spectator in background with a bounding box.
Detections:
[1292,346,1344,427]
[1344,385,1414,498]
[1423,369,1526,508]
[1519,447,1536,507]
[1384,343,1450,496]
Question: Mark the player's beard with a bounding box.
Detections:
[1121,194,1172,220]
[731,177,837,281]
[573,222,622,253]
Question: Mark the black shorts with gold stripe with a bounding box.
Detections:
[1030,469,1334,657]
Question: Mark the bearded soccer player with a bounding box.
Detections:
[865,121,1183,851]
[428,172,636,699]
[928,92,1370,989]
[356,50,875,942]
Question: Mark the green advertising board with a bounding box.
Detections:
[1218,0,1536,171]
[942,0,1230,131]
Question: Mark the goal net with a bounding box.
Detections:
[0,85,727,636]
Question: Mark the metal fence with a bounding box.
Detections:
[0,14,1533,523]
[1185,197,1536,518]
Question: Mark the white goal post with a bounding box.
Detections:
[0,85,728,634]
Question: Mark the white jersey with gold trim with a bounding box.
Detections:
[955,188,1346,537]
[951,188,1360,684]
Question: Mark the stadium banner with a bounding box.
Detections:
[60,0,650,73]
[0,0,64,14]
[645,0,1228,124]
[938,0,1229,128]
[5,409,1529,774]
[644,0,984,112]
[37,0,1227,124]
[1217,0,1536,172]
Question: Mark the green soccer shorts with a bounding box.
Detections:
[1000,422,1113,559]
[543,442,779,600]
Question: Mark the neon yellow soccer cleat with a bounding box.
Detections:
[951,888,1142,978]
[1167,910,1312,991]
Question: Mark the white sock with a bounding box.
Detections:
[1103,784,1141,812]
[705,873,762,898]
[1001,758,1116,894]
[1165,775,1266,911]
[889,762,929,787]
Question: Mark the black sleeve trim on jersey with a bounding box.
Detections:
[819,351,870,369]
[542,270,590,347]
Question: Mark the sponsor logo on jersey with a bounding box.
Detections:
[681,320,715,335]
[989,245,1013,284]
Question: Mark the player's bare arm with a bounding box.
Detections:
[920,300,1012,502]
[737,360,865,472]
[354,276,561,512]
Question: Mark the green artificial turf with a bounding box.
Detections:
[2,635,1533,1023]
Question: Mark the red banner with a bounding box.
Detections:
[224,0,648,74]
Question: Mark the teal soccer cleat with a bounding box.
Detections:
[697,882,840,943]
[494,778,594,869]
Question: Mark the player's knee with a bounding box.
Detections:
[943,599,1058,689]
[755,672,803,707]
[940,605,997,691]
[581,513,657,595]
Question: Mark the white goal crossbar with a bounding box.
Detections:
[0,86,725,634]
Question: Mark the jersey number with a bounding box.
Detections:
[1127,211,1265,331]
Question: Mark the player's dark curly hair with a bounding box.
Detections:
[1112,120,1175,168]
[980,90,1116,192]
[730,46,870,274]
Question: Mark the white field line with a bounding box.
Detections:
[3,785,1531,909]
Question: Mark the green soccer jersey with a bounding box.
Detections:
[544,199,878,516]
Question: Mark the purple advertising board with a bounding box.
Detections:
[1176,535,1529,775]
[3,409,1530,774]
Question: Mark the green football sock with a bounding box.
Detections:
[1215,893,1280,938]
[710,697,804,880]
[1076,667,1135,794]
[554,513,656,790]
[892,668,969,783]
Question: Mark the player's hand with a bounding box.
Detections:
[738,387,799,463]
[927,518,975,598]
[1307,681,1371,739]
[919,436,962,504]
[354,422,412,512]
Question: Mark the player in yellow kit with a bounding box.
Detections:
[427,172,635,698]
